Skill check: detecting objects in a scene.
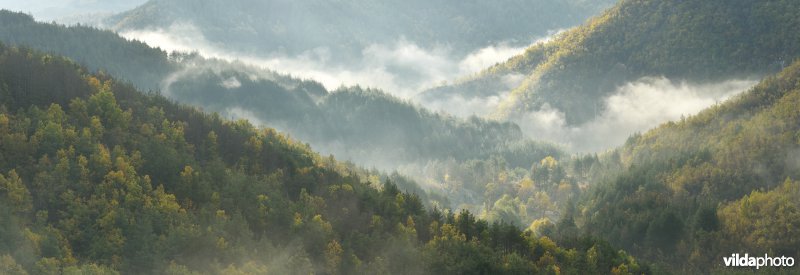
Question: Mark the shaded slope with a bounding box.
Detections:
[0,11,174,92]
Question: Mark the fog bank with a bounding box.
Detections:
[516,77,758,152]
[119,22,557,101]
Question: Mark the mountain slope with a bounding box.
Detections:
[0,43,648,274]
[426,0,800,125]
[106,0,614,61]
[0,12,580,225]
[0,11,173,92]
[0,11,557,168]
[569,59,800,272]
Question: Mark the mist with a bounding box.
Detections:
[117,22,758,156]
[422,73,527,117]
[118,22,556,102]
[118,22,761,168]
[515,77,759,153]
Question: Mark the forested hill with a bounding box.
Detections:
[0,44,647,274]
[425,0,800,125]
[0,11,577,225]
[0,11,173,92]
[567,59,800,272]
[0,10,559,169]
[105,0,614,61]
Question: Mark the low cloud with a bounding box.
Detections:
[413,30,565,117]
[120,24,749,154]
[119,22,556,100]
[221,76,241,89]
[457,29,563,75]
[421,73,525,117]
[458,44,529,76]
[120,22,211,54]
[516,77,759,152]
[223,107,266,128]
[423,92,509,118]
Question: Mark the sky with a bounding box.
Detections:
[0,0,147,22]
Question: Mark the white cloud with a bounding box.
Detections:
[224,107,265,127]
[424,92,510,118]
[121,22,210,54]
[120,25,755,155]
[417,73,526,118]
[456,29,564,76]
[221,76,242,89]
[458,44,528,75]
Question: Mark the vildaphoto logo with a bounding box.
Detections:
[724,254,795,269]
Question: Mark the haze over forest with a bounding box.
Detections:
[0,0,798,274]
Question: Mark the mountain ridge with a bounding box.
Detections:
[426,0,800,126]
[105,0,616,62]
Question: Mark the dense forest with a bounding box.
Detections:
[0,43,648,274]
[2,0,799,273]
[0,10,583,230]
[426,0,800,125]
[564,60,800,273]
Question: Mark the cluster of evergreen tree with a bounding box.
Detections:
[0,44,647,274]
[565,60,800,273]
[10,2,800,272]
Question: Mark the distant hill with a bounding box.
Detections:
[105,0,615,62]
[0,0,147,22]
[425,0,800,125]
[0,11,174,92]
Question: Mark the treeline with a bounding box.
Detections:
[0,44,647,274]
